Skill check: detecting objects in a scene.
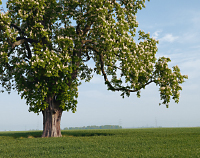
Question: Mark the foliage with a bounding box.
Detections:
[0,128,200,157]
[0,0,187,114]
[63,125,122,130]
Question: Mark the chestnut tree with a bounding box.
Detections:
[0,0,188,137]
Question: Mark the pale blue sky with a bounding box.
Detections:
[0,0,200,131]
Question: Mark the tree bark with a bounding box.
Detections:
[42,96,63,137]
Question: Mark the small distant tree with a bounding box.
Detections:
[0,0,187,137]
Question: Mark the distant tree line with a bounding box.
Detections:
[63,125,122,130]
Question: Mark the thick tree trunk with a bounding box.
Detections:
[42,96,63,137]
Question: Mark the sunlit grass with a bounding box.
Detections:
[0,128,200,157]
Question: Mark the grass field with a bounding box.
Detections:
[0,128,200,157]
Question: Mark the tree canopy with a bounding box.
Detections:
[0,0,188,114]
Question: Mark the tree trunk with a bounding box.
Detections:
[42,96,63,137]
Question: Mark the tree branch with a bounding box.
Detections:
[76,23,81,35]
[0,21,34,56]
[11,39,25,48]
[10,37,35,59]
[16,37,37,44]
[85,44,154,93]
[24,42,32,59]
[82,51,91,62]
[83,22,93,36]
[81,40,93,45]
[10,23,22,32]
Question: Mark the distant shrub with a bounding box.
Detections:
[63,125,122,130]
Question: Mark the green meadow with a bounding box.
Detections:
[0,128,200,157]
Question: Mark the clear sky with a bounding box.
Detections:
[0,0,200,131]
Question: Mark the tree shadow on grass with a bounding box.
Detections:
[0,130,115,139]
[0,131,43,139]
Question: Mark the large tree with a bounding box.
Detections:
[0,0,187,137]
